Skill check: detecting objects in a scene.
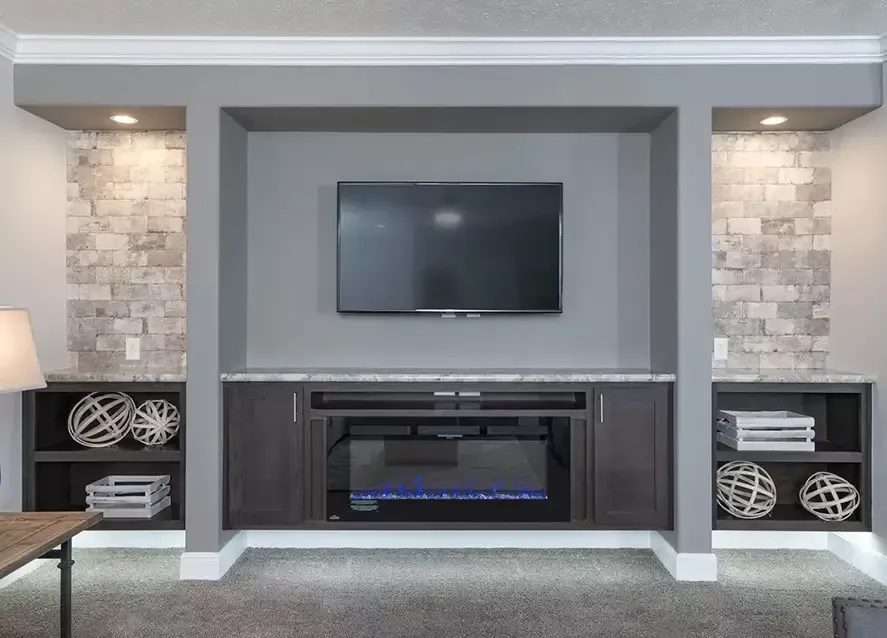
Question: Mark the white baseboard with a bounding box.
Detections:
[713,531,829,550]
[245,530,653,549]
[73,530,185,549]
[0,560,47,589]
[179,532,246,581]
[828,532,887,586]
[651,532,718,581]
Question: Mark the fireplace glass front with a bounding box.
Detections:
[326,416,571,522]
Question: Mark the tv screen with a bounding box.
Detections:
[337,182,563,314]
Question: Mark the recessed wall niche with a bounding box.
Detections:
[66,131,187,371]
[712,132,831,370]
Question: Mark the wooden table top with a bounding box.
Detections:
[0,512,102,579]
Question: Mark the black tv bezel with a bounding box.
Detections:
[335,181,564,315]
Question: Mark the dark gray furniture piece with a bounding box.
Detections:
[833,598,887,637]
[713,382,872,532]
[225,382,305,528]
[224,381,673,530]
[21,382,186,531]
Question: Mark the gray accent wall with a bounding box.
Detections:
[219,112,249,372]
[649,113,678,374]
[617,134,652,368]
[245,132,651,368]
[0,58,67,511]
[830,101,887,555]
[9,61,883,558]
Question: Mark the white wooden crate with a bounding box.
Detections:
[718,410,814,429]
[85,475,171,519]
[717,410,815,451]
[717,432,815,452]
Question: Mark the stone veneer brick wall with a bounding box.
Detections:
[66,131,186,370]
[62,130,829,372]
[712,132,831,370]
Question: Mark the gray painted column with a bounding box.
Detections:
[185,104,231,552]
[650,108,714,555]
[674,106,714,554]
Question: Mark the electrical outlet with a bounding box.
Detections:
[125,337,141,361]
[713,337,729,361]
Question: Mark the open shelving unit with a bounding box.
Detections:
[22,382,186,531]
[712,382,871,533]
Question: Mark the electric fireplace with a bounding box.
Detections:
[326,415,571,522]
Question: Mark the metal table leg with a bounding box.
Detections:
[41,541,74,638]
[58,540,73,638]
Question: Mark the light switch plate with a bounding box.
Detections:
[713,337,729,361]
[125,337,141,361]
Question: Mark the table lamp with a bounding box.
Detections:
[0,307,45,492]
[0,307,46,393]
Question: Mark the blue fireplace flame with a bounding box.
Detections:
[350,475,547,501]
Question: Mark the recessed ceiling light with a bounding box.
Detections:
[760,115,788,126]
[110,114,139,125]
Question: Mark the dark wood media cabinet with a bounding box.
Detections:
[224,382,673,530]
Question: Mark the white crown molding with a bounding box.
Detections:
[8,34,887,66]
[0,20,17,61]
[879,31,887,59]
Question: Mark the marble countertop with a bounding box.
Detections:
[44,368,186,383]
[39,367,875,385]
[713,369,875,383]
[220,368,677,383]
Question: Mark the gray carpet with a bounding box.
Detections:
[1,548,885,637]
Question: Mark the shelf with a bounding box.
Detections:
[35,441,181,463]
[46,503,184,531]
[716,503,867,532]
[310,391,587,413]
[311,409,582,418]
[715,442,864,464]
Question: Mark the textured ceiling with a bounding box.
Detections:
[1,0,886,37]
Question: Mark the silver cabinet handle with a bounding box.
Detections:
[293,393,299,423]
[433,391,457,397]
[599,393,604,423]
[458,391,481,397]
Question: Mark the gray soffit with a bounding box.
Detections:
[20,106,186,131]
[21,105,871,133]
[712,107,878,132]
[2,0,887,36]
[224,107,676,133]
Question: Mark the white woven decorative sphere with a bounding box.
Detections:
[800,472,860,522]
[716,460,777,519]
[131,399,180,446]
[68,392,135,448]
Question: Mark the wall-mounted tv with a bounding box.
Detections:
[337,182,563,314]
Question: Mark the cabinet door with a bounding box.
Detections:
[226,383,304,528]
[592,385,670,529]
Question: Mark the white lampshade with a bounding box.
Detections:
[0,307,46,392]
